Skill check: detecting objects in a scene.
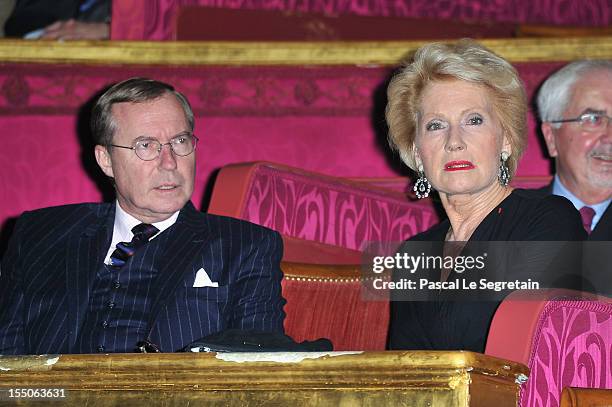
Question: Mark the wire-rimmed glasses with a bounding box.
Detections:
[110,133,198,161]
[549,112,611,132]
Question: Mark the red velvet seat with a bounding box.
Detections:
[208,161,439,349]
[281,262,388,350]
[208,161,439,263]
[485,289,612,407]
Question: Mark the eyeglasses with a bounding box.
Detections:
[111,134,198,161]
[549,112,611,132]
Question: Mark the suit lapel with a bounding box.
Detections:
[146,202,214,335]
[66,204,114,350]
[590,202,612,241]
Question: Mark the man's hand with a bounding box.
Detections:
[41,19,109,40]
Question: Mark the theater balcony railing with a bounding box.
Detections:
[0,36,610,66]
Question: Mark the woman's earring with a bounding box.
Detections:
[414,164,432,199]
[498,151,510,186]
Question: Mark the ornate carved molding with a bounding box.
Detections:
[0,351,528,406]
[0,37,610,66]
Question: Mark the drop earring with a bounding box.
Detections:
[414,164,432,199]
[498,151,510,186]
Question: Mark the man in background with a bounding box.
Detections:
[537,60,611,240]
[4,0,110,39]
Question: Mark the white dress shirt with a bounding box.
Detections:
[103,201,180,265]
[552,175,611,230]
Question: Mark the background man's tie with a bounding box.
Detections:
[579,206,595,234]
[109,223,159,268]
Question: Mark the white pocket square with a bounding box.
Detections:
[193,268,219,288]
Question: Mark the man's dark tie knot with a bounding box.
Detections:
[109,223,159,268]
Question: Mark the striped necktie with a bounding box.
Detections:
[109,223,159,268]
[579,206,596,234]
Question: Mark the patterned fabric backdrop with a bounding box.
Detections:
[112,0,611,40]
[0,61,562,247]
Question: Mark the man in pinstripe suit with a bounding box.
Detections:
[0,78,286,354]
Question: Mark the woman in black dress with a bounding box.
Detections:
[385,39,586,352]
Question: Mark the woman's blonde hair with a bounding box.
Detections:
[386,39,527,176]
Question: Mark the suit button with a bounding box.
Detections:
[97,345,105,352]
[107,302,115,309]
[113,281,121,289]
[101,321,108,328]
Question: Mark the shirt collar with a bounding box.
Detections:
[114,201,180,240]
[552,175,611,227]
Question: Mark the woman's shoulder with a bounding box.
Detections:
[511,188,578,213]
[408,219,449,241]
[508,188,586,240]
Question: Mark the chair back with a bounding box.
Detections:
[209,161,439,260]
[485,289,612,407]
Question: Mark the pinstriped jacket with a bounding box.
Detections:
[0,201,286,354]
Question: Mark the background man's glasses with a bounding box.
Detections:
[111,134,198,161]
[549,112,611,132]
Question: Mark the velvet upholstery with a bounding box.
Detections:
[174,7,516,41]
[111,0,610,40]
[208,161,440,256]
[281,262,388,350]
[486,290,612,407]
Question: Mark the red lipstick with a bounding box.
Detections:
[444,160,475,171]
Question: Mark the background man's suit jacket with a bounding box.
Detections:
[536,184,611,296]
[5,0,111,37]
[537,183,611,241]
[0,202,286,354]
